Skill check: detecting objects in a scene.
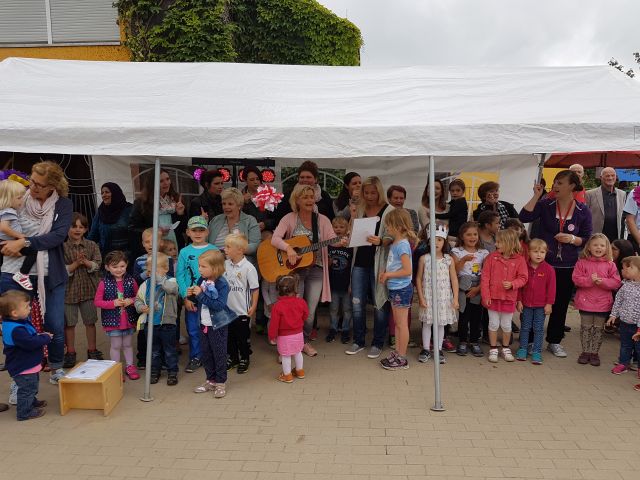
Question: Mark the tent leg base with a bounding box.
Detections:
[430,404,446,412]
[139,396,154,403]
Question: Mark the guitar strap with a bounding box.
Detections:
[311,212,319,244]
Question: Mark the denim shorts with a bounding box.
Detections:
[105,327,135,338]
[388,284,413,308]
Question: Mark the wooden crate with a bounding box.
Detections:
[58,362,123,416]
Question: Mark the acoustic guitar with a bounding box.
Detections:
[257,235,345,282]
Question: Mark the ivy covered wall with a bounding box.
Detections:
[116,0,362,65]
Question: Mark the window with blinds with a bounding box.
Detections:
[0,0,120,45]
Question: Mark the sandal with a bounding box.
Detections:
[214,383,226,398]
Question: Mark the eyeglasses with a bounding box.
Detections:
[30,179,50,190]
[486,191,500,197]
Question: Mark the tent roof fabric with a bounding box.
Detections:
[1,58,640,158]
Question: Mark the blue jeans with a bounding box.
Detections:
[151,324,178,374]
[0,273,65,369]
[13,373,40,420]
[351,266,389,349]
[618,321,640,365]
[185,309,202,360]
[329,289,352,332]
[520,306,545,354]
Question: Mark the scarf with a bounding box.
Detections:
[159,195,176,215]
[98,182,128,225]
[312,184,322,203]
[23,190,59,314]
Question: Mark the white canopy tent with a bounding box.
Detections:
[2,58,640,407]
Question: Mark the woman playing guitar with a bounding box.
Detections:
[271,184,347,357]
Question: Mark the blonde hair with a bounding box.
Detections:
[160,239,177,254]
[32,161,68,197]
[621,255,640,270]
[0,180,26,210]
[141,227,162,242]
[528,238,548,253]
[145,251,169,272]
[496,228,521,258]
[331,216,349,230]
[198,249,226,279]
[221,187,244,208]
[357,176,386,211]
[289,184,316,212]
[384,208,418,245]
[225,232,248,252]
[581,233,613,260]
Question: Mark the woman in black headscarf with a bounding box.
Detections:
[87,182,134,259]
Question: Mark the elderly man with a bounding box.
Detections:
[569,163,587,203]
[585,167,627,242]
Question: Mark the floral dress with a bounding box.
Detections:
[418,254,457,326]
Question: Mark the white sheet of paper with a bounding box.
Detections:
[65,360,117,380]
[349,217,380,248]
[171,221,181,230]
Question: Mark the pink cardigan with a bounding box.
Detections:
[572,257,621,313]
[271,212,333,303]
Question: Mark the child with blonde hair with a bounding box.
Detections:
[481,229,528,363]
[379,208,417,370]
[0,179,37,290]
[573,233,621,366]
[327,216,353,343]
[190,249,236,398]
[516,239,556,364]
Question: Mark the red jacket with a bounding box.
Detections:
[572,257,621,313]
[517,261,556,308]
[481,251,528,305]
[268,296,309,340]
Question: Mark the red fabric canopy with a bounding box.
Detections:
[545,151,640,168]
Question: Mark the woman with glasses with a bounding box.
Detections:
[472,181,518,229]
[0,161,73,385]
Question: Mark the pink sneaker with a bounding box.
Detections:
[12,272,33,291]
[611,363,628,375]
[125,364,140,380]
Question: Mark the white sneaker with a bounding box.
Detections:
[12,272,33,291]
[49,368,65,385]
[488,348,499,363]
[8,381,17,405]
[547,343,567,358]
[502,347,515,362]
[179,335,188,345]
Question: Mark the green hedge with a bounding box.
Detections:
[115,0,362,65]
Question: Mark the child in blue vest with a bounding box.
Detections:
[0,290,51,421]
[94,250,140,380]
[135,252,179,386]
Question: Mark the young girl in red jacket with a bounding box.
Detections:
[481,229,528,363]
[268,275,309,383]
[572,233,621,366]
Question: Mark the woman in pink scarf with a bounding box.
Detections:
[0,161,73,385]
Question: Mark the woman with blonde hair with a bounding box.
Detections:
[1,161,73,385]
[346,176,394,359]
[208,187,261,261]
[271,183,344,357]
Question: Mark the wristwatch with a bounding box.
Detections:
[23,239,31,248]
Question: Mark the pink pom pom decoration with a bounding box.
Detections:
[252,184,284,212]
[633,186,640,209]
[193,168,206,182]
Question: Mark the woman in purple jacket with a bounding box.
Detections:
[519,170,592,358]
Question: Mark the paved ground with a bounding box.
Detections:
[1,305,639,480]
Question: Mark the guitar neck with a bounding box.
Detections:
[298,236,343,254]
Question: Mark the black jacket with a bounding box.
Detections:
[189,191,223,220]
[436,197,469,237]
[128,199,187,260]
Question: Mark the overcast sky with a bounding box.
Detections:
[318,0,640,71]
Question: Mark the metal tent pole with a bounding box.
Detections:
[141,157,161,402]
[429,155,445,412]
